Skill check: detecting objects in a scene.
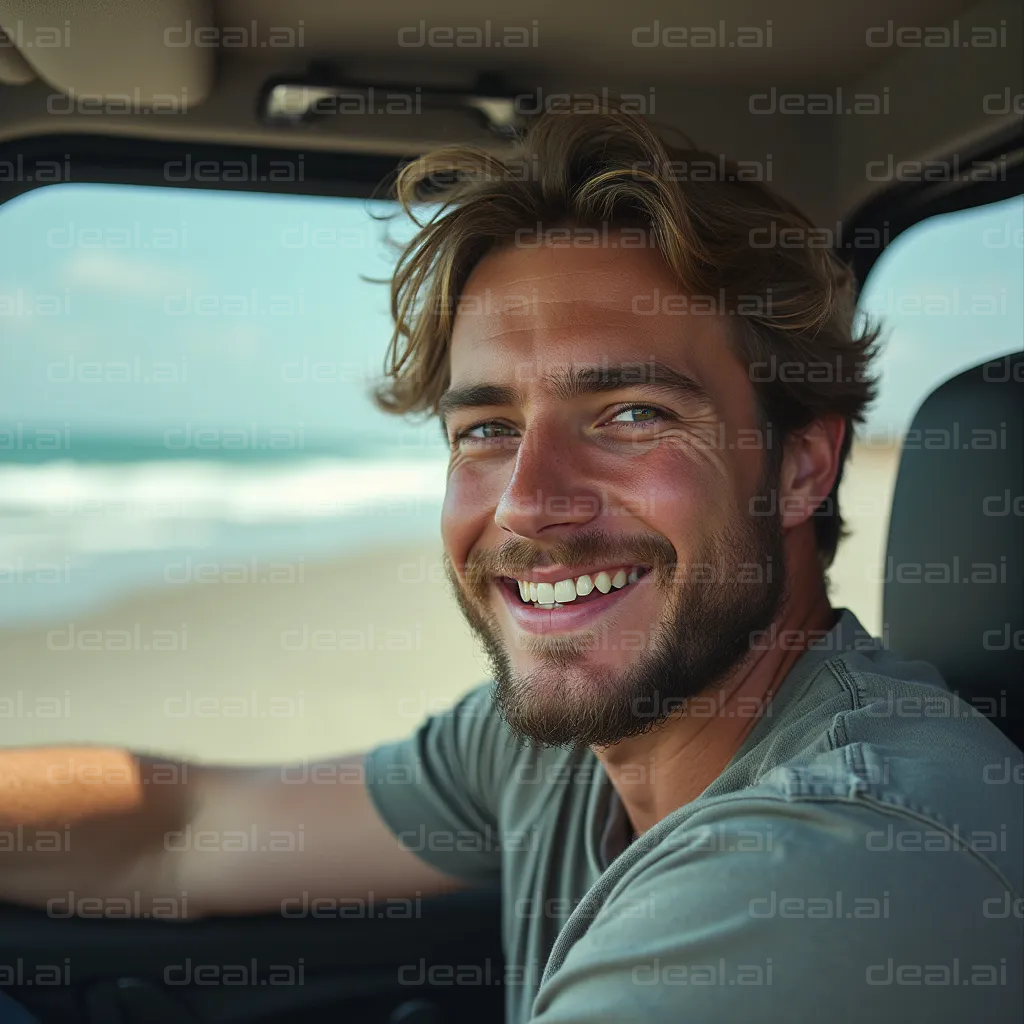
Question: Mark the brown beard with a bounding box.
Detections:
[443,487,787,749]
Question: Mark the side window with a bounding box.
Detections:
[829,195,1023,634]
[0,184,487,760]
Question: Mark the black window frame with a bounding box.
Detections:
[1,122,1021,276]
[838,121,1024,289]
[0,133,410,208]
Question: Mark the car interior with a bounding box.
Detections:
[0,0,1021,1021]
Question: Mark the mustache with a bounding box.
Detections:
[460,532,678,597]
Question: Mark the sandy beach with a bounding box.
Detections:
[0,442,901,763]
[1,539,491,762]
[828,439,902,635]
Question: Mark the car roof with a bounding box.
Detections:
[0,0,1020,224]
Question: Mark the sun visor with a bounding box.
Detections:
[0,26,35,83]
[0,0,214,105]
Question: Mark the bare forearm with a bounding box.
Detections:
[174,755,467,917]
[0,747,193,913]
[0,747,464,920]
[0,747,180,824]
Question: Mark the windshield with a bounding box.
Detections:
[1,184,1021,759]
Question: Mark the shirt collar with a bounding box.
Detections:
[594,607,874,870]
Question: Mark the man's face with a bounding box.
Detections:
[440,237,786,748]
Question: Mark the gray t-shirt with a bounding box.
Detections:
[364,609,1023,1022]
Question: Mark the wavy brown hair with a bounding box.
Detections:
[373,99,879,569]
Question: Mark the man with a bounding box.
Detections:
[1,102,1021,1022]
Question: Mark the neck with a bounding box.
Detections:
[595,580,835,836]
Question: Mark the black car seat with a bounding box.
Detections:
[884,351,1023,750]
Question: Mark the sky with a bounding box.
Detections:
[0,183,1020,451]
[857,193,1023,438]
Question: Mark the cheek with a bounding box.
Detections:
[441,465,501,561]
[616,446,713,539]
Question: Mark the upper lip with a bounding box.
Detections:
[497,563,650,584]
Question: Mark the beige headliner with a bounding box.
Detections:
[219,0,977,83]
[0,0,1020,225]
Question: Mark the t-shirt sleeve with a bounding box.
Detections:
[530,798,1023,1022]
[363,682,518,884]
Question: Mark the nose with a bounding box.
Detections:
[494,421,603,540]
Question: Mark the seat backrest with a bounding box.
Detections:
[884,352,1023,750]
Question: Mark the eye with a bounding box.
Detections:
[607,404,669,427]
[452,421,519,445]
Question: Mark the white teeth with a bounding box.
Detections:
[514,568,644,604]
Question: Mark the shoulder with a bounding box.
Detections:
[534,797,1023,1021]
[729,638,1024,895]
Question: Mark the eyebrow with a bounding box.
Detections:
[437,361,714,431]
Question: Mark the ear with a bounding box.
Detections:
[777,415,847,532]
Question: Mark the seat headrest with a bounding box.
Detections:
[884,352,1023,750]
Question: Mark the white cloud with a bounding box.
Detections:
[62,251,195,299]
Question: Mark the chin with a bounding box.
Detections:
[514,650,623,694]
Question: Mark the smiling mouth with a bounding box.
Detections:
[498,565,651,609]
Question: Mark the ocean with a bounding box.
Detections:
[0,438,449,627]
